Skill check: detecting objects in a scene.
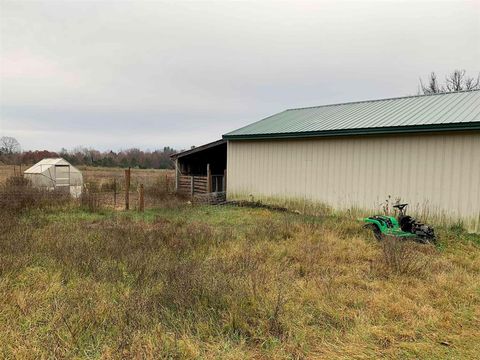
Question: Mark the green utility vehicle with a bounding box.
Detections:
[363,203,436,244]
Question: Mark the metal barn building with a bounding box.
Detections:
[176,90,480,231]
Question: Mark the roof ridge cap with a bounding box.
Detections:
[285,89,480,112]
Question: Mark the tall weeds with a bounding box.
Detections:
[0,175,70,214]
[0,203,479,358]
[80,182,102,212]
[375,237,435,277]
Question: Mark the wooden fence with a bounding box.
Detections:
[178,175,208,196]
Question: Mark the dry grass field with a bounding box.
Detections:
[78,166,174,188]
[0,165,173,186]
[0,165,175,210]
[0,168,479,359]
[0,164,22,184]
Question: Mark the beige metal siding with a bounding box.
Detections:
[227,132,480,231]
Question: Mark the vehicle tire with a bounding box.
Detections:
[415,226,437,245]
[426,233,437,245]
[366,224,383,241]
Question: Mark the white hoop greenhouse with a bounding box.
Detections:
[24,158,83,197]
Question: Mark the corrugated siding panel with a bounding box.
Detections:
[227,132,480,231]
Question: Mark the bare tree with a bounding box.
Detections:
[419,72,442,94]
[419,70,480,94]
[464,75,480,90]
[445,69,480,91]
[0,136,21,155]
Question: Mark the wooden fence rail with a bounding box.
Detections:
[177,173,225,197]
[178,175,208,196]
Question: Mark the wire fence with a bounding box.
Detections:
[1,169,178,213]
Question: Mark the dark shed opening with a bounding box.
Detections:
[171,139,227,194]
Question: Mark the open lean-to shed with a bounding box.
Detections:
[172,140,227,197]
[24,158,83,197]
[174,90,480,231]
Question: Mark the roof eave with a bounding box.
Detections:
[223,122,480,140]
[170,139,226,159]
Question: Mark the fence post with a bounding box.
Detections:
[113,178,117,207]
[125,167,131,210]
[139,184,144,212]
[207,163,212,193]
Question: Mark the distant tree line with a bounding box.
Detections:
[59,147,176,169]
[0,137,176,169]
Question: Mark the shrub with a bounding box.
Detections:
[0,175,70,214]
[5,175,31,187]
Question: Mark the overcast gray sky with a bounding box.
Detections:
[1,0,479,151]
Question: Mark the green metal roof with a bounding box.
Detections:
[223,90,480,140]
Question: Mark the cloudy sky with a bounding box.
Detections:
[1,0,479,151]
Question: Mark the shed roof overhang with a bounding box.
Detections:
[171,139,226,159]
